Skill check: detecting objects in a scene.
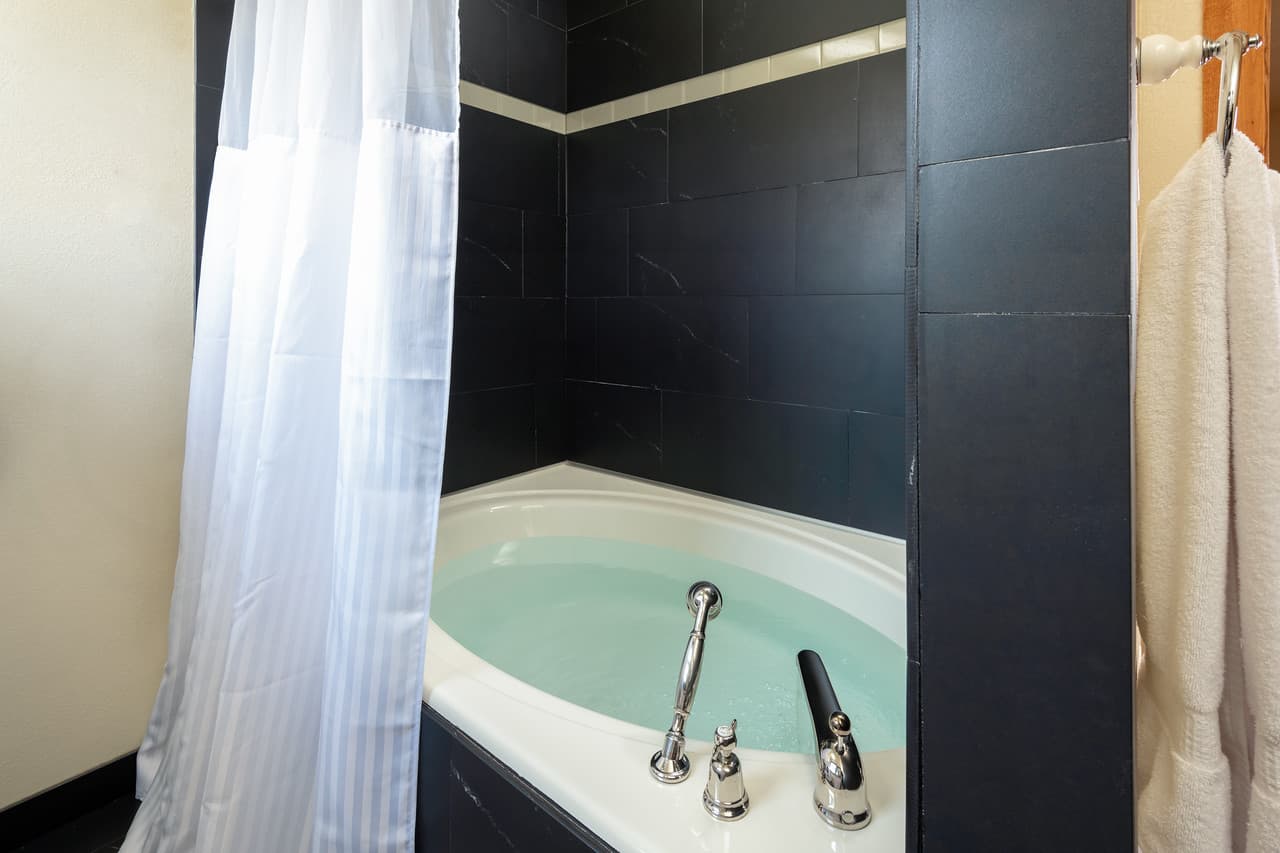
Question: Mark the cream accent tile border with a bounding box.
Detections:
[458,17,906,135]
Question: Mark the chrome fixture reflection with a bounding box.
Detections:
[799,649,871,830]
[649,581,723,783]
[702,719,749,820]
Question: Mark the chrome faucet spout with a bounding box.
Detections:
[798,649,871,830]
[649,581,723,783]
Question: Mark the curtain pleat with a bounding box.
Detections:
[125,1,458,849]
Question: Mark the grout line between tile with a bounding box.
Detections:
[460,17,907,135]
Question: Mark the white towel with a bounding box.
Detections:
[1137,133,1280,853]
[1136,135,1232,853]
[1224,134,1280,853]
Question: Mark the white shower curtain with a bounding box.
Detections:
[124,1,458,850]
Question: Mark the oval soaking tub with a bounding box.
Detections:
[424,463,906,853]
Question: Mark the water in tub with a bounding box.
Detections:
[430,536,905,754]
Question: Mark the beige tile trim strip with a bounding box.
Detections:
[459,17,906,136]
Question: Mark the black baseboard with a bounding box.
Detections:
[0,752,136,851]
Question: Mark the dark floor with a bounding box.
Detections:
[8,798,136,853]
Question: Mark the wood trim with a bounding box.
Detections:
[1203,0,1272,161]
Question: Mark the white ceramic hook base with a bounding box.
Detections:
[1138,34,1207,85]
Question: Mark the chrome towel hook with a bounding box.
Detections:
[1136,31,1263,155]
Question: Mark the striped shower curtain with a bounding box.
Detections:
[123,1,458,850]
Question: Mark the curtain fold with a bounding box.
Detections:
[125,1,458,849]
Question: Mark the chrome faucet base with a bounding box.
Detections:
[704,791,750,821]
[649,731,691,783]
[814,795,870,831]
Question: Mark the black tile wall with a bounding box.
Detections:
[857,50,907,175]
[669,63,859,200]
[703,0,904,71]
[524,211,568,297]
[568,0,903,110]
[563,53,907,535]
[918,141,1131,314]
[460,0,567,112]
[460,106,562,214]
[917,0,1129,164]
[628,189,796,295]
[196,0,234,88]
[567,0,702,110]
[908,0,1134,849]
[442,387,538,493]
[457,202,523,297]
[567,113,669,213]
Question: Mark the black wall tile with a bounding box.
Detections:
[568,113,669,213]
[919,142,1130,314]
[566,381,661,478]
[461,106,561,213]
[661,393,851,523]
[629,189,796,296]
[415,708,452,853]
[566,299,597,379]
[452,298,563,392]
[195,84,222,270]
[750,295,904,415]
[703,0,904,71]
[196,0,234,88]
[669,64,858,199]
[917,312,1131,849]
[509,10,568,111]
[918,0,1129,163]
[596,297,749,395]
[457,202,523,297]
[797,172,905,294]
[540,0,568,28]
[850,412,905,537]
[536,381,567,463]
[460,0,509,90]
[857,50,907,175]
[568,210,629,296]
[525,212,567,297]
[443,387,538,492]
[568,0,626,28]
[567,0,702,110]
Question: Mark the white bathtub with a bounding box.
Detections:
[423,462,906,853]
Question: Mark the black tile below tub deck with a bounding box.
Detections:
[567,0,625,28]
[567,113,668,213]
[918,0,1129,164]
[628,189,796,296]
[508,9,567,112]
[797,172,905,294]
[524,211,567,297]
[566,381,660,478]
[595,297,749,395]
[749,295,905,416]
[459,0,509,91]
[857,50,907,176]
[196,0,235,88]
[568,210,628,296]
[849,412,905,537]
[456,202,523,297]
[566,299,597,379]
[669,64,859,200]
[538,0,567,28]
[918,313,1132,850]
[450,298,563,392]
[460,106,561,213]
[660,393,851,524]
[443,386,537,492]
[703,0,903,71]
[416,707,452,853]
[918,141,1130,315]
[566,0,701,111]
[447,737,595,853]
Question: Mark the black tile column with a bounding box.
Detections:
[906,0,1134,850]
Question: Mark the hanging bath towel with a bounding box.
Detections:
[1223,134,1280,853]
[1135,136,1231,853]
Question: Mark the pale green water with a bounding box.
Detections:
[431,536,905,754]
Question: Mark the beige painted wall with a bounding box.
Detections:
[1137,0,1206,232]
[0,0,192,808]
